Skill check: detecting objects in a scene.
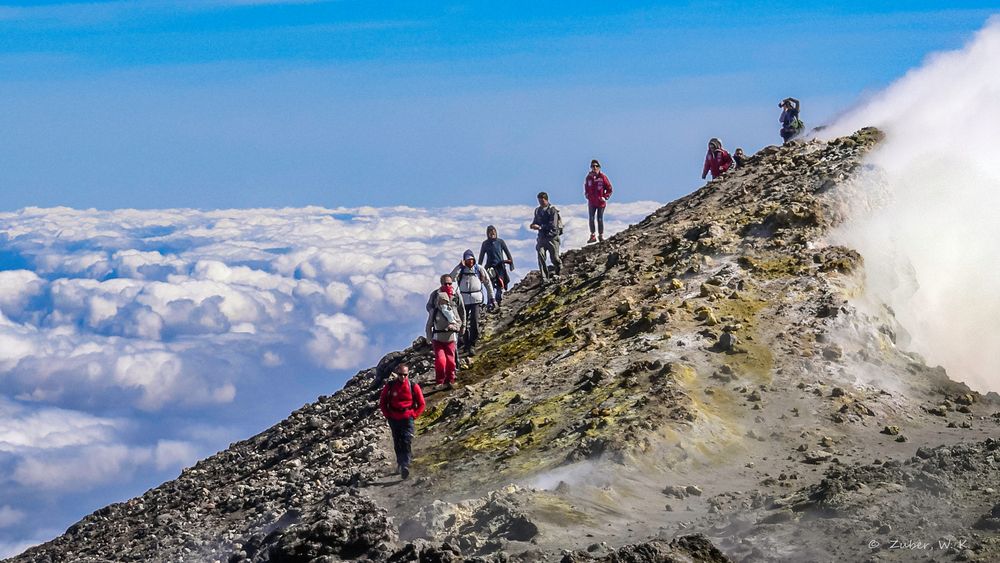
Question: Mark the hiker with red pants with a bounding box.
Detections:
[425,274,465,382]
[701,138,734,180]
[584,159,613,243]
[425,277,464,389]
[378,363,425,479]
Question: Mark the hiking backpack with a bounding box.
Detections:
[433,300,461,334]
[545,206,564,237]
[390,378,418,412]
[457,264,485,303]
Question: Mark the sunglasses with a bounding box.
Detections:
[591,164,600,169]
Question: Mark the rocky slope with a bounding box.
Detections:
[7,129,1000,563]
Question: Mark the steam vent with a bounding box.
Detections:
[10,129,1000,562]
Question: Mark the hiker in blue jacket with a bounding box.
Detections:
[779,97,803,144]
[450,250,494,356]
[478,225,514,311]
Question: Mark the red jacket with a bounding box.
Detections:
[702,148,733,179]
[379,377,426,420]
[584,171,613,208]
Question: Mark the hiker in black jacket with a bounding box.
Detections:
[530,192,562,284]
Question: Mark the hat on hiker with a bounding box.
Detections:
[463,249,475,261]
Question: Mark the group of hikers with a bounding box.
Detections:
[702,97,804,180]
[378,159,613,479]
[379,98,803,479]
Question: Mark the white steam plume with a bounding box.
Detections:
[826,16,1000,392]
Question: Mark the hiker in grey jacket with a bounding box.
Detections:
[425,274,466,331]
[530,191,562,283]
[425,276,465,387]
[450,250,493,356]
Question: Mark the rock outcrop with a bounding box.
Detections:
[9,129,1000,563]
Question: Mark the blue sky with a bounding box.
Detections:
[0,1,995,210]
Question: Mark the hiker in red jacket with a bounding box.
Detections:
[378,363,425,479]
[701,138,734,180]
[584,159,614,243]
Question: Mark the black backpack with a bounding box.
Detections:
[390,378,418,411]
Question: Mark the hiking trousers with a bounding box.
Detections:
[588,205,605,236]
[432,340,457,384]
[536,237,561,280]
[487,263,509,305]
[464,303,481,349]
[387,416,415,470]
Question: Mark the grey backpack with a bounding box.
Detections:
[433,297,460,333]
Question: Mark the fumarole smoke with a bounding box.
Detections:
[824,17,1000,392]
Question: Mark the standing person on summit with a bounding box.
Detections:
[779,97,803,144]
[479,225,514,311]
[530,191,562,284]
[701,138,734,180]
[584,159,613,243]
[378,363,425,480]
[450,250,494,356]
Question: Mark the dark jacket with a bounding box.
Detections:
[780,98,801,130]
[533,205,560,240]
[379,376,425,420]
[479,238,513,268]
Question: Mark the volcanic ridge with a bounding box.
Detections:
[8,128,1000,563]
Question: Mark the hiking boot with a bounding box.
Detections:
[467,346,476,356]
[598,234,604,242]
[400,466,410,480]
[587,234,597,244]
[444,382,454,390]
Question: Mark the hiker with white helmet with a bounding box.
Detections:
[450,250,494,356]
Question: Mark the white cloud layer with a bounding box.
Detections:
[826,17,1000,393]
[0,200,659,555]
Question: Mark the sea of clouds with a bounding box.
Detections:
[0,201,659,555]
[825,16,1000,394]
